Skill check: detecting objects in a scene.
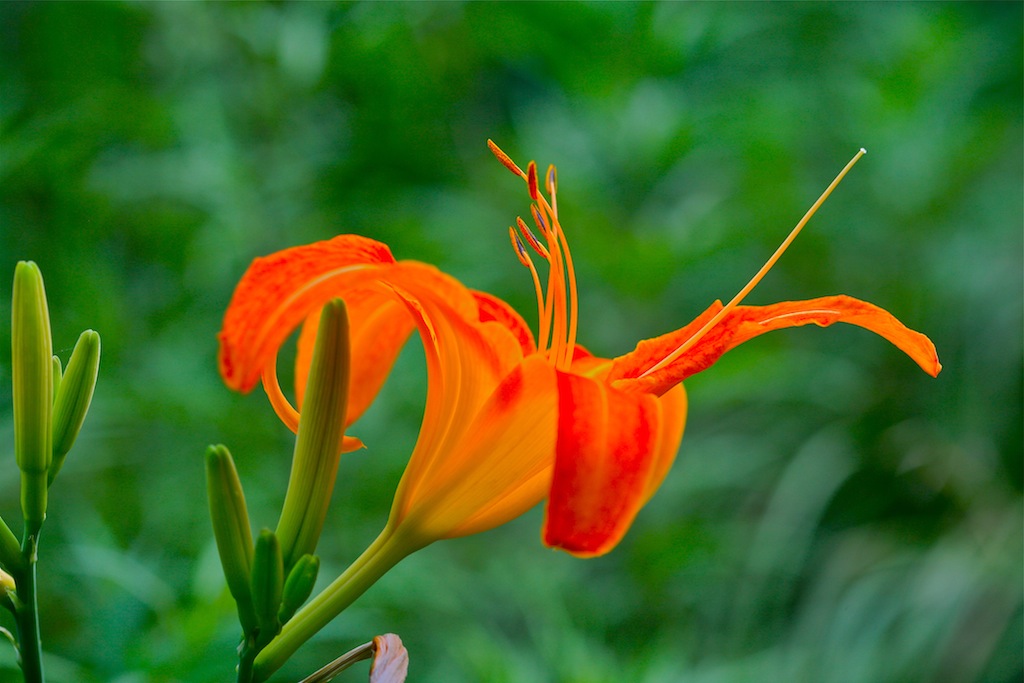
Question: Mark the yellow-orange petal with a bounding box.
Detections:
[609,295,941,396]
[384,278,529,527]
[542,370,664,558]
[218,235,396,393]
[410,356,559,541]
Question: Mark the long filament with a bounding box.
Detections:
[640,148,867,378]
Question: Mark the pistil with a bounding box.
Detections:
[640,148,867,378]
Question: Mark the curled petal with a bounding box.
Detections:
[218,235,396,393]
[370,633,409,683]
[609,295,942,396]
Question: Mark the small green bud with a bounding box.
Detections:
[49,330,100,485]
[0,568,16,614]
[278,553,319,624]
[205,444,258,634]
[251,529,283,644]
[0,517,22,575]
[276,299,350,570]
[12,261,53,532]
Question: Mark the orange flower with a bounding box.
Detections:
[217,144,940,561]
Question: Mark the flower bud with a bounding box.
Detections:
[275,299,350,570]
[278,553,319,624]
[205,444,258,634]
[49,330,100,485]
[0,517,22,575]
[12,261,53,532]
[251,529,283,643]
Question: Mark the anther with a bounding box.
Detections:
[516,216,550,258]
[530,204,549,235]
[508,227,533,268]
[527,162,539,201]
[488,139,526,179]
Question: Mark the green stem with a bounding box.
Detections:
[251,525,421,683]
[14,534,43,683]
[237,638,256,683]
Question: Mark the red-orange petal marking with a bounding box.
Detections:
[543,370,662,558]
[472,290,536,357]
[219,235,396,393]
[609,295,942,396]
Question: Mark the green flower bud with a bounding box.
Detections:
[275,299,350,570]
[49,330,100,486]
[0,517,22,575]
[12,261,53,533]
[205,444,257,634]
[278,553,319,624]
[251,529,283,643]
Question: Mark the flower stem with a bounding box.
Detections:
[251,525,420,682]
[14,534,43,683]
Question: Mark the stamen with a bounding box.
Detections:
[508,227,532,267]
[516,216,550,258]
[488,139,526,179]
[261,355,300,432]
[509,227,551,352]
[553,212,579,370]
[492,142,579,368]
[640,148,868,378]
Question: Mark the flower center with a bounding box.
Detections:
[489,140,578,371]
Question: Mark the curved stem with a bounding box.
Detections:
[251,525,419,682]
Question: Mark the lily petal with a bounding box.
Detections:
[385,279,530,534]
[542,371,666,558]
[609,295,941,396]
[414,356,559,541]
[219,235,396,393]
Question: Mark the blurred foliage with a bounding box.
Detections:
[0,2,1021,682]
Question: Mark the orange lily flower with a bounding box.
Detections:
[218,144,940,561]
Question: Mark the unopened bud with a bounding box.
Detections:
[12,261,53,532]
[251,529,283,644]
[205,444,257,634]
[276,299,350,569]
[50,330,100,485]
[278,553,319,624]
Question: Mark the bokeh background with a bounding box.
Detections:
[0,3,1021,682]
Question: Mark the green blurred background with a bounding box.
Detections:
[0,2,1020,682]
